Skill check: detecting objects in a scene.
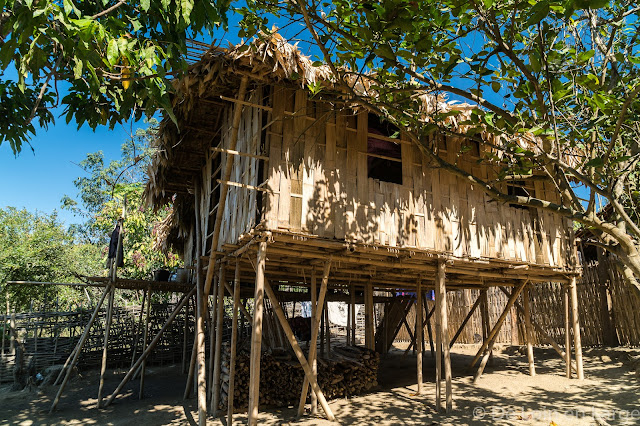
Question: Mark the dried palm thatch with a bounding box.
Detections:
[144,32,582,250]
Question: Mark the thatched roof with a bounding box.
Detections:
[145,32,583,251]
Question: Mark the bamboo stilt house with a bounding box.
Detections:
[145,33,583,423]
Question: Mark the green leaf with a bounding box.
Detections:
[584,157,604,168]
[491,81,501,92]
[73,58,83,79]
[526,1,550,27]
[107,39,119,66]
[141,0,150,12]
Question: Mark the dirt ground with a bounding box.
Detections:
[2,344,639,425]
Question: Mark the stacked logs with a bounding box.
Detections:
[219,342,379,411]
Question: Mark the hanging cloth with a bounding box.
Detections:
[108,223,124,267]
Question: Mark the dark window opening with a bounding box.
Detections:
[507,181,530,210]
[462,139,480,157]
[367,114,402,185]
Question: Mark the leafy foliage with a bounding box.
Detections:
[0,0,229,154]
[0,207,103,310]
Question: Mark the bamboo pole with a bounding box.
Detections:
[435,284,442,411]
[97,286,115,407]
[263,278,336,421]
[248,241,267,426]
[50,283,113,412]
[182,294,189,374]
[297,260,332,417]
[184,331,197,399]
[227,261,241,425]
[472,281,527,383]
[325,305,331,356]
[350,284,356,345]
[436,260,452,413]
[564,284,572,378]
[425,294,435,359]
[365,281,375,350]
[2,294,7,357]
[480,289,492,365]
[569,276,584,379]
[203,76,249,297]
[416,279,423,395]
[310,270,318,415]
[206,277,219,400]
[131,289,148,369]
[211,265,226,415]
[523,284,536,376]
[449,294,482,348]
[194,181,207,426]
[102,287,196,408]
[139,286,152,398]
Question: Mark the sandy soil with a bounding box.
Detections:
[1,344,639,425]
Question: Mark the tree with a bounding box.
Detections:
[237,0,640,292]
[0,0,228,154]
[0,207,103,310]
[62,119,179,280]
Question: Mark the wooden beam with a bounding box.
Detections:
[203,76,249,297]
[211,146,270,161]
[102,287,196,408]
[297,259,332,417]
[263,278,336,421]
[50,283,112,413]
[472,281,527,382]
[248,241,266,426]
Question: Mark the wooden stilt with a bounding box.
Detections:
[131,289,148,369]
[523,284,536,376]
[435,284,442,411]
[297,261,332,417]
[103,287,196,408]
[449,294,482,347]
[194,182,207,426]
[416,279,423,395]
[206,277,219,400]
[97,286,115,408]
[139,286,152,398]
[248,241,267,426]
[499,287,577,373]
[263,278,336,421]
[365,281,375,350]
[480,289,493,365]
[425,294,435,359]
[310,270,318,416]
[227,261,241,425]
[325,304,330,356]
[350,284,356,345]
[184,333,197,399]
[435,260,452,413]
[50,283,113,413]
[2,294,7,357]
[569,276,584,379]
[320,301,325,355]
[212,265,226,415]
[346,286,351,350]
[564,284,572,378]
[472,281,527,382]
[182,293,189,374]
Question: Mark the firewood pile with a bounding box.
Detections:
[219,342,379,411]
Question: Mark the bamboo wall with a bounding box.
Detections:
[395,260,639,347]
[209,85,575,267]
[0,301,194,384]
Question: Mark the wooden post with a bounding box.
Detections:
[416,279,423,395]
[320,300,325,355]
[206,277,219,400]
[310,270,318,415]
[131,289,148,369]
[472,281,527,382]
[480,289,492,365]
[194,182,207,426]
[569,276,584,379]
[2,294,8,357]
[263,278,336,421]
[350,284,356,345]
[325,304,331,356]
[365,281,375,350]
[211,265,226,415]
[97,286,115,407]
[202,76,249,297]
[50,283,113,412]
[434,285,442,411]
[182,294,190,374]
[139,286,152,398]
[248,241,267,426]
[425,294,435,358]
[103,287,196,408]
[227,261,241,425]
[9,305,15,356]
[523,284,535,376]
[297,260,331,417]
[564,284,572,378]
[184,323,198,399]
[435,260,452,413]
